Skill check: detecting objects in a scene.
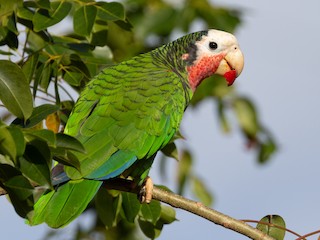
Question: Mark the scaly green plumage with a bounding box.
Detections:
[29,31,207,228]
[65,51,191,179]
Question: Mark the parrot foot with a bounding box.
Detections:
[139,176,153,203]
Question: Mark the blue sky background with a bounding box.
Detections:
[1,0,320,239]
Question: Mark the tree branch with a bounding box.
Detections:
[103,178,274,240]
[1,179,274,240]
[152,187,274,240]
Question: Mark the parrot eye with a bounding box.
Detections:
[209,41,218,50]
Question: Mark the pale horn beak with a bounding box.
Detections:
[215,46,244,86]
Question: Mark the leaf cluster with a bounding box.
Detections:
[0,0,134,233]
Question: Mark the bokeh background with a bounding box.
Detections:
[1,0,320,239]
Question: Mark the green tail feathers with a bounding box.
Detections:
[28,179,102,228]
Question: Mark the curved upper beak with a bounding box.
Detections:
[215,47,244,86]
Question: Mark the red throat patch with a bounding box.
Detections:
[186,54,224,91]
[224,70,237,86]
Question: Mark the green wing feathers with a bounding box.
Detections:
[64,53,187,179]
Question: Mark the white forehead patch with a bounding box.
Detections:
[207,29,238,46]
[195,29,239,54]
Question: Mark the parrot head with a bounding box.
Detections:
[183,29,244,90]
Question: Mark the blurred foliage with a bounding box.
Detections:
[0,0,277,239]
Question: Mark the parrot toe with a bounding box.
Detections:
[139,176,153,203]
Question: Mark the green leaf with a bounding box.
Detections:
[45,37,91,54]
[25,129,56,147]
[258,129,277,164]
[259,141,277,164]
[11,104,59,128]
[0,60,33,119]
[29,179,101,227]
[161,142,178,160]
[140,200,161,225]
[138,204,177,239]
[158,205,176,224]
[217,99,231,133]
[0,162,21,180]
[90,20,108,46]
[33,1,72,32]
[63,67,84,86]
[52,150,81,171]
[0,27,8,42]
[0,153,14,165]
[139,6,177,37]
[73,5,97,36]
[114,19,133,31]
[191,76,231,105]
[17,6,35,21]
[3,175,34,200]
[59,100,74,124]
[192,1,241,33]
[56,133,85,153]
[36,0,51,10]
[1,29,19,49]
[0,125,17,161]
[0,164,34,218]
[5,14,18,35]
[256,215,286,240]
[22,53,39,83]
[177,150,192,195]
[32,61,44,98]
[138,218,162,239]
[65,43,94,53]
[95,188,121,228]
[0,0,23,18]
[96,2,125,21]
[121,192,140,223]
[39,62,51,91]
[233,97,258,138]
[7,126,25,157]
[159,143,178,183]
[26,30,47,52]
[18,157,50,188]
[18,140,52,187]
[191,176,213,206]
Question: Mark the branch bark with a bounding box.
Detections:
[103,179,274,240]
[152,187,274,240]
[1,179,274,240]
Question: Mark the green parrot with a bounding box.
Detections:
[28,29,244,228]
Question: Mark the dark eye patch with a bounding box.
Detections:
[209,41,218,50]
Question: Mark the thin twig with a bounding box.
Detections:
[242,219,303,239]
[30,86,56,100]
[296,230,320,240]
[57,82,76,102]
[21,29,29,60]
[34,95,56,104]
